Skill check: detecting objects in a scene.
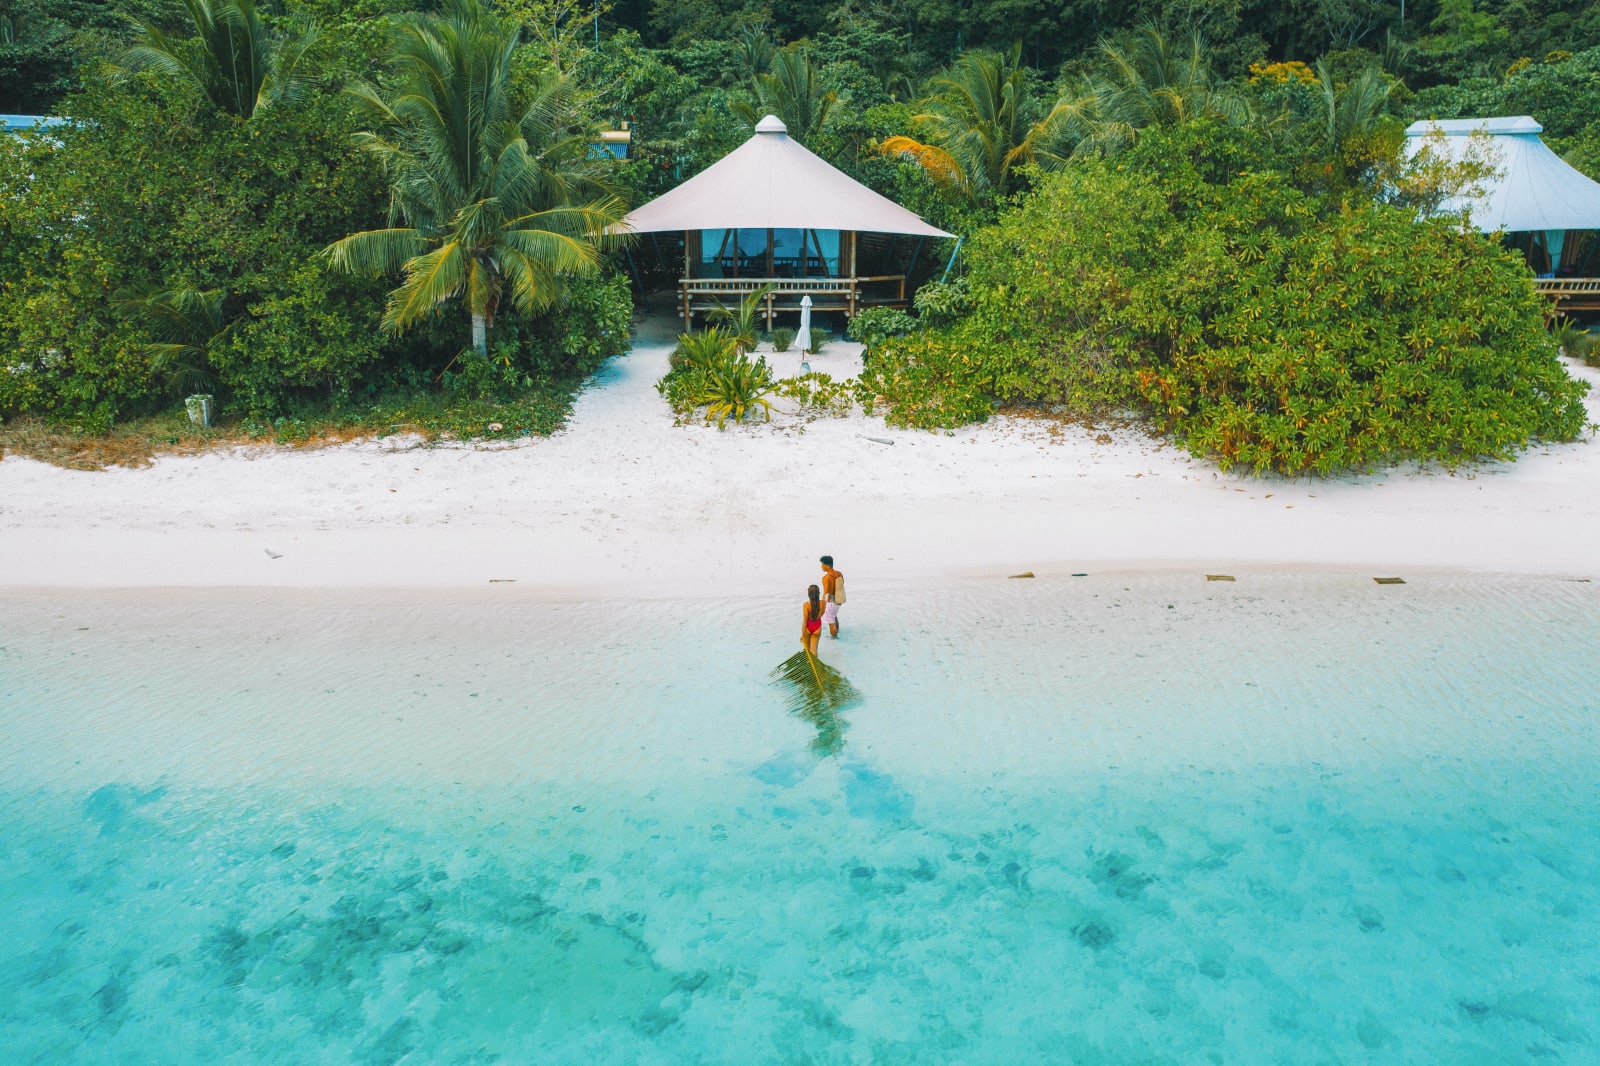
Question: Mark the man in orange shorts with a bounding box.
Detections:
[819,555,844,638]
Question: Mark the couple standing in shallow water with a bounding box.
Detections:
[801,555,845,656]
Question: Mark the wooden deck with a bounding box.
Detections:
[1535,277,1600,314]
[679,275,907,327]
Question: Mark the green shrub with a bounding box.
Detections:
[773,371,855,416]
[1116,158,1591,471]
[859,332,996,430]
[441,347,521,400]
[866,120,1589,469]
[656,367,706,416]
[770,327,797,352]
[0,80,397,426]
[700,353,776,427]
[670,328,739,373]
[210,262,391,415]
[658,326,774,425]
[707,283,774,354]
[911,277,973,327]
[1554,318,1598,364]
[805,328,831,355]
[522,272,635,381]
[848,307,917,349]
[0,67,631,432]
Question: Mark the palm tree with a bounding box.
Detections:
[1051,25,1249,159]
[117,0,321,120]
[879,46,1060,202]
[322,0,625,356]
[1297,59,1398,193]
[123,287,230,395]
[732,45,839,147]
[1312,60,1393,156]
[732,24,775,85]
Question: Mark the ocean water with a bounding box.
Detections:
[3,574,1599,1064]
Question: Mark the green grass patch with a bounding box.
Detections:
[0,379,583,471]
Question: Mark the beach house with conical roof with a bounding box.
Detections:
[621,115,955,327]
[1406,116,1600,312]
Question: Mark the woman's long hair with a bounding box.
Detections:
[807,584,821,621]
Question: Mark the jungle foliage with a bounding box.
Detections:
[0,77,396,430]
[0,0,631,436]
[868,121,1589,472]
[322,0,626,358]
[3,0,1598,467]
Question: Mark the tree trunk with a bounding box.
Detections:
[471,313,487,356]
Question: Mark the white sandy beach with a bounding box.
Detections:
[3,311,1600,595]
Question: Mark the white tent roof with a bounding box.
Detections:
[1404,115,1600,233]
[620,116,954,238]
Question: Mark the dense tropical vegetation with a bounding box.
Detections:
[869,120,1587,472]
[323,0,626,358]
[1,0,1595,470]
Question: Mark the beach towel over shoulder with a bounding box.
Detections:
[832,573,845,605]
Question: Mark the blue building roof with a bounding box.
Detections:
[2,114,69,134]
[1406,116,1600,234]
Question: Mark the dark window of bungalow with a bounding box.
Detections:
[779,230,842,276]
[696,228,761,277]
[736,228,766,275]
[808,231,841,276]
[697,228,842,278]
[696,229,727,277]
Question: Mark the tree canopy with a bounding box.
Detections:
[0,0,1594,471]
[324,0,625,355]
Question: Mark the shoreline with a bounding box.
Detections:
[3,319,1599,596]
[8,568,1599,794]
[2,562,1593,609]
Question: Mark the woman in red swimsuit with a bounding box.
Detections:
[801,584,823,656]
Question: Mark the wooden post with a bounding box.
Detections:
[847,232,858,316]
[682,230,695,326]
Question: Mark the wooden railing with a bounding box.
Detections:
[679,275,908,327]
[1535,277,1600,314]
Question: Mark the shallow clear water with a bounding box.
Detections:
[3,574,1599,1063]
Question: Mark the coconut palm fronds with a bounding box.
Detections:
[771,651,862,757]
[321,0,625,357]
[772,650,861,710]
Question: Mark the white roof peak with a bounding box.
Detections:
[1406,115,1543,137]
[618,115,953,238]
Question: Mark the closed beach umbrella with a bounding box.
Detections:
[796,295,813,353]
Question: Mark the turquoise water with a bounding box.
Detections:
[3,575,1599,1063]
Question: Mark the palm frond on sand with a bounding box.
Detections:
[771,651,862,757]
